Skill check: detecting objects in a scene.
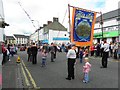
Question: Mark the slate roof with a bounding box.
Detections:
[14,34,29,38]
[6,36,15,40]
[96,9,119,23]
[44,21,67,32]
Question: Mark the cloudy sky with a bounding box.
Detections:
[2,0,120,36]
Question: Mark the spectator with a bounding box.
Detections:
[83,58,91,83]
[109,42,114,57]
[41,49,47,67]
[27,45,32,62]
[79,48,84,63]
[101,39,109,68]
[31,43,38,64]
[113,43,118,59]
[90,45,94,56]
[2,43,7,65]
[50,43,55,62]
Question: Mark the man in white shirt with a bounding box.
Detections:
[66,45,76,80]
[101,39,109,68]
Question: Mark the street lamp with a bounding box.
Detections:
[31,20,40,45]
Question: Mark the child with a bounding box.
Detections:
[79,48,83,63]
[41,49,47,67]
[83,58,91,83]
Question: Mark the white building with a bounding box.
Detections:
[118,1,120,42]
[13,34,29,45]
[94,9,119,44]
[30,17,70,45]
[0,0,5,42]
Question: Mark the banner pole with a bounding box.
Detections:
[68,4,71,42]
[69,4,100,14]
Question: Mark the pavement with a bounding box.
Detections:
[2,54,25,89]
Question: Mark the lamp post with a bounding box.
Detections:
[31,20,40,45]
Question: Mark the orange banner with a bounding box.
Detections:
[70,7,96,47]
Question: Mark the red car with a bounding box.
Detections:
[20,46,26,51]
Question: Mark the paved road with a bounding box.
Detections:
[2,51,119,89]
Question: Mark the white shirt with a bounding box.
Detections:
[103,43,109,52]
[67,49,76,59]
[110,44,114,49]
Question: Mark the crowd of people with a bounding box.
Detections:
[89,41,120,59]
[1,43,18,65]
[1,39,120,83]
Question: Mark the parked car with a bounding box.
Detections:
[20,46,26,51]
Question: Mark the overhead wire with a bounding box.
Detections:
[18,1,37,29]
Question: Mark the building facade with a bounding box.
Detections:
[6,36,16,45]
[30,17,70,45]
[94,9,119,44]
[13,34,29,45]
[0,0,5,42]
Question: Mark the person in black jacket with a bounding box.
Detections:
[50,43,55,62]
[27,45,32,62]
[31,43,38,64]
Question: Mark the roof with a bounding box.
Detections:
[44,21,67,32]
[96,9,119,23]
[6,36,15,40]
[14,34,29,38]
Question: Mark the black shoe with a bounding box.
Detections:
[66,77,71,80]
[100,66,107,68]
[72,77,75,79]
[100,66,106,68]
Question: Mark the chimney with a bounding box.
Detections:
[47,21,52,25]
[43,24,47,27]
[53,17,59,22]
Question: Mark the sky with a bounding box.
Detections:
[2,0,120,36]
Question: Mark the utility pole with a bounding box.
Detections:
[100,12,104,41]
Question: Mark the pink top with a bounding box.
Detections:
[41,52,47,58]
[83,62,91,73]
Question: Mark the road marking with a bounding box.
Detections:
[21,60,40,89]
[20,63,30,87]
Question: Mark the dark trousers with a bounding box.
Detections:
[32,54,37,64]
[96,50,100,56]
[67,58,75,79]
[54,52,56,59]
[2,54,6,65]
[102,52,109,67]
[100,48,104,57]
[28,54,31,61]
[91,51,94,56]
[114,50,117,59]
[51,52,54,62]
